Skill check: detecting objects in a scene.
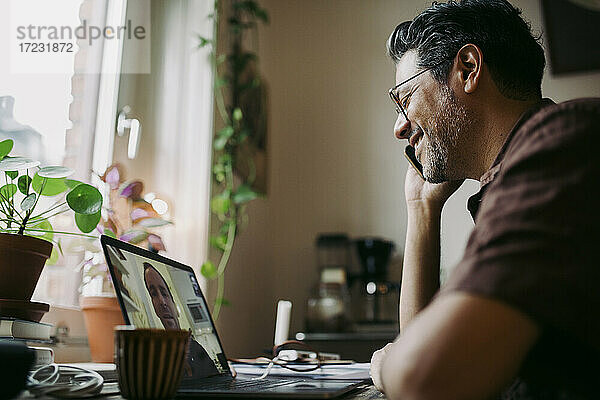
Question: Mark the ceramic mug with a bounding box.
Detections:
[114,326,190,399]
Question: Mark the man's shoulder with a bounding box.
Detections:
[504,97,600,163]
[550,97,600,111]
[476,97,600,216]
[520,97,600,135]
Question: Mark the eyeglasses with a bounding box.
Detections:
[229,340,323,380]
[388,60,447,121]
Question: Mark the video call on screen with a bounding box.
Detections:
[106,244,229,378]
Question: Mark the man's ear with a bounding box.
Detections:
[453,44,483,94]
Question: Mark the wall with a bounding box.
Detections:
[212,0,600,357]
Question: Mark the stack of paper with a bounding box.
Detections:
[232,362,371,381]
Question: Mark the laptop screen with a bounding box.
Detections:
[101,236,230,380]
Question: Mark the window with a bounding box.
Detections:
[1,0,112,307]
[2,0,214,308]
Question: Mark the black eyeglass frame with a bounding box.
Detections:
[388,59,448,121]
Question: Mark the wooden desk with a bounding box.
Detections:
[19,382,385,399]
[18,360,385,399]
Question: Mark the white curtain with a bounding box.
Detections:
[152,0,215,288]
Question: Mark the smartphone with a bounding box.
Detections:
[404,145,425,180]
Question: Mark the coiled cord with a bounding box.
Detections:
[26,364,104,398]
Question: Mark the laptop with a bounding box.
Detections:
[101,235,364,398]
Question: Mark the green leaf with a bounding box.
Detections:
[75,210,101,233]
[197,35,212,48]
[0,139,13,160]
[135,218,172,228]
[215,297,231,307]
[32,174,68,196]
[219,222,231,235]
[47,246,59,265]
[37,166,74,179]
[213,164,225,175]
[18,175,32,195]
[232,0,252,10]
[20,193,36,211]
[119,230,148,244]
[104,228,117,239]
[0,184,17,199]
[213,136,229,151]
[217,126,235,138]
[65,179,83,189]
[233,184,258,204]
[237,128,251,143]
[233,1,268,23]
[201,261,217,280]
[211,192,231,215]
[26,219,53,242]
[66,184,102,215]
[5,171,18,180]
[210,234,227,251]
[233,108,243,121]
[228,17,240,27]
[0,156,40,171]
[218,154,232,164]
[233,52,257,73]
[214,126,234,151]
[215,77,228,88]
[254,8,269,23]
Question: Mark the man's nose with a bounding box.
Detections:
[394,113,411,140]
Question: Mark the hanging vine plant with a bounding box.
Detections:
[198,0,269,320]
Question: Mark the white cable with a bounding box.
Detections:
[27,364,104,398]
[252,356,280,380]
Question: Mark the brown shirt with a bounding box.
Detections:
[443,98,600,398]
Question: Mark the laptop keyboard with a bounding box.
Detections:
[181,376,300,392]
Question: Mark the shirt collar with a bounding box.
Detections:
[467,98,555,220]
[478,98,555,188]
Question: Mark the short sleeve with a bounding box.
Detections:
[442,100,600,349]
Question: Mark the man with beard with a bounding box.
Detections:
[143,262,219,378]
[369,1,600,399]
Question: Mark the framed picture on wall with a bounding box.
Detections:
[542,0,600,75]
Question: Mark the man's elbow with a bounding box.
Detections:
[381,352,454,400]
[381,357,432,400]
[381,354,506,400]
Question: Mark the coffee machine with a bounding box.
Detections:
[351,238,399,328]
[305,234,352,333]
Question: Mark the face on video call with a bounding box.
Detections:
[144,262,179,329]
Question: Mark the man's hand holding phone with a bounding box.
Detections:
[404,145,463,211]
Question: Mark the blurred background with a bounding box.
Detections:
[1,0,599,361]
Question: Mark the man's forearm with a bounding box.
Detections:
[399,203,442,332]
[382,294,540,400]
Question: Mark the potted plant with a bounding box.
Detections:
[75,163,171,362]
[199,0,269,320]
[0,139,103,322]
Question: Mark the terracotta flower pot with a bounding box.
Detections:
[80,296,125,363]
[0,233,53,301]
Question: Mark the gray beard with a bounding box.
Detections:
[422,85,469,183]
